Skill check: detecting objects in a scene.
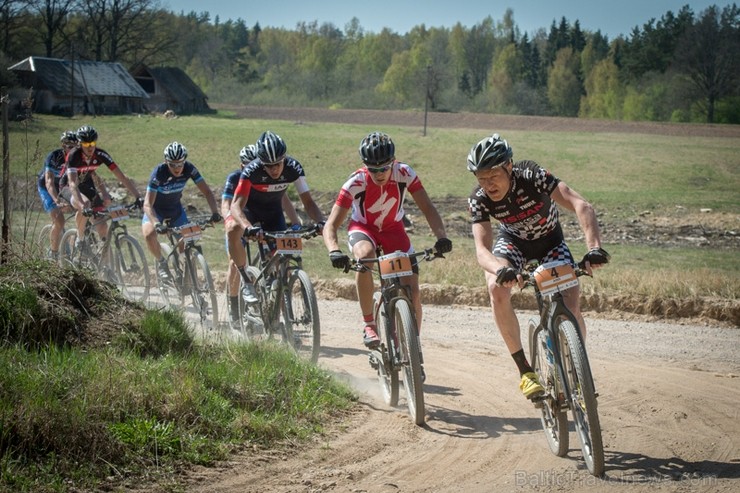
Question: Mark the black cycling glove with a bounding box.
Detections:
[495,266,518,286]
[209,212,223,224]
[245,226,263,238]
[329,250,350,270]
[582,247,611,266]
[133,197,144,209]
[434,237,453,254]
[154,222,167,234]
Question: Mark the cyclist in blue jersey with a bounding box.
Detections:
[226,131,325,305]
[63,125,142,252]
[142,141,222,281]
[37,131,77,259]
[221,143,301,326]
[466,133,610,400]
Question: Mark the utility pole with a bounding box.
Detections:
[423,65,431,136]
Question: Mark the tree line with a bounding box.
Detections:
[1,1,738,123]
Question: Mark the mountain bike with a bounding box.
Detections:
[346,246,444,426]
[524,259,605,476]
[35,203,74,260]
[157,218,219,329]
[59,203,150,303]
[238,225,321,363]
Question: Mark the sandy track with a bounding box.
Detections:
[180,298,740,493]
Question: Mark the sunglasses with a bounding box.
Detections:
[80,141,96,148]
[366,164,392,174]
[166,160,185,169]
[263,158,284,169]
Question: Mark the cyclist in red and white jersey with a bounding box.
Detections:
[467,133,610,400]
[323,131,452,365]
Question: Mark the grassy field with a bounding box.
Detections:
[7,112,740,302]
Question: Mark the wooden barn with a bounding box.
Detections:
[8,56,149,115]
[130,64,211,115]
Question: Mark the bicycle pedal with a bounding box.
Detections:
[368,354,379,370]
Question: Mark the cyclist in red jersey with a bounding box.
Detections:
[63,125,142,251]
[323,131,452,360]
[466,133,610,400]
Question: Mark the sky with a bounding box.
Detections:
[163,0,730,39]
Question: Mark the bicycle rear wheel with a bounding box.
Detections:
[112,233,150,303]
[393,296,425,425]
[157,243,180,309]
[529,319,569,456]
[374,292,399,407]
[558,316,605,476]
[189,250,219,329]
[281,269,320,363]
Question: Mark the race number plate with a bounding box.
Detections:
[108,206,129,222]
[378,251,413,279]
[274,233,303,255]
[180,223,202,244]
[533,260,579,296]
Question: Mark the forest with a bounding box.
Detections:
[0,1,738,123]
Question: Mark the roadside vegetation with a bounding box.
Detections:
[0,259,355,492]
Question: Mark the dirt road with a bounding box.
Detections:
[182,298,740,493]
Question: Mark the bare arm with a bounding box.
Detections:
[230,195,251,230]
[45,170,60,203]
[143,189,158,223]
[551,181,602,250]
[195,180,219,214]
[472,221,509,276]
[322,203,350,252]
[282,194,301,225]
[298,191,325,224]
[410,188,447,239]
[110,167,141,201]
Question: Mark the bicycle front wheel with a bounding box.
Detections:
[157,243,180,309]
[36,224,53,259]
[393,296,425,425]
[58,230,96,270]
[112,234,150,303]
[189,251,219,329]
[374,292,399,407]
[558,316,605,476]
[281,269,320,363]
[529,319,568,457]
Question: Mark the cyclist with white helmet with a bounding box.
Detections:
[142,141,221,281]
[63,125,142,253]
[227,130,325,305]
[221,143,301,327]
[466,133,610,400]
[323,131,452,372]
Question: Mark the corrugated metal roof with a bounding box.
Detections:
[8,56,149,99]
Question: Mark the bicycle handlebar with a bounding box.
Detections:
[82,202,141,218]
[345,247,445,274]
[244,223,322,241]
[163,217,215,234]
[519,262,590,290]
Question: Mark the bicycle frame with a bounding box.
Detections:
[524,259,605,476]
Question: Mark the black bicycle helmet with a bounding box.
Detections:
[239,144,258,164]
[76,125,98,143]
[256,131,287,164]
[466,133,513,172]
[359,131,395,165]
[164,141,188,162]
[60,130,78,146]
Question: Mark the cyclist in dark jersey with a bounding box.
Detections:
[227,131,325,304]
[63,125,142,251]
[221,143,301,327]
[467,133,610,400]
[37,131,77,259]
[142,141,221,281]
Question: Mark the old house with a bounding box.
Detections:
[8,56,149,115]
[130,64,211,115]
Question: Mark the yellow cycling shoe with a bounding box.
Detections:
[520,372,545,399]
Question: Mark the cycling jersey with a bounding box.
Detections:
[336,162,423,232]
[147,161,204,220]
[222,168,241,203]
[233,157,309,230]
[37,148,67,192]
[468,160,561,242]
[62,147,118,190]
[336,162,424,254]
